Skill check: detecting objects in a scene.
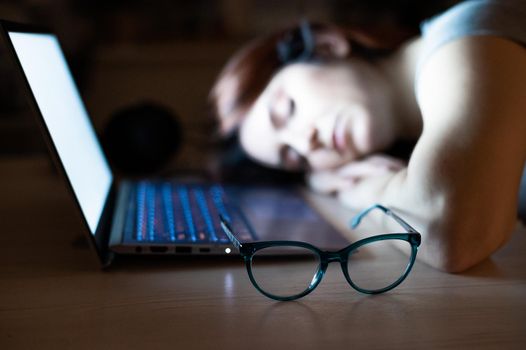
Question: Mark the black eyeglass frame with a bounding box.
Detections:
[220,204,422,301]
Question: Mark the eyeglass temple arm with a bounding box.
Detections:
[219,215,242,249]
[350,204,418,233]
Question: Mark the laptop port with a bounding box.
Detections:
[175,246,192,254]
[150,246,168,253]
[199,247,211,253]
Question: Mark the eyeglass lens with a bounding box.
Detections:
[346,239,413,292]
[249,246,320,298]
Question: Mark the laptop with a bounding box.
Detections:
[0,20,349,267]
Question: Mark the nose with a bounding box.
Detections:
[281,126,322,156]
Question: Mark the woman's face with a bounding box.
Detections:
[239,59,395,171]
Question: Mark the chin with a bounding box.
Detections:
[355,134,388,159]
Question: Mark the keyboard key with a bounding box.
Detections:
[125,182,255,244]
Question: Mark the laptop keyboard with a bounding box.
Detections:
[124,181,256,244]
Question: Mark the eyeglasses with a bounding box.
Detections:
[220,204,421,301]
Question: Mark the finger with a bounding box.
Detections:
[336,161,395,178]
[336,156,406,178]
[366,155,407,169]
[307,171,357,194]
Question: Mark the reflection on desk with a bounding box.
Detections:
[1,156,526,350]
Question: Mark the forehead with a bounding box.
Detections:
[272,63,324,90]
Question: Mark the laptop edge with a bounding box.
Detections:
[0,19,115,267]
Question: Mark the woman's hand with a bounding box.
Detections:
[307,154,406,207]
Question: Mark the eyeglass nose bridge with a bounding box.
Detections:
[323,251,346,264]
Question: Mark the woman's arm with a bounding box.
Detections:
[337,35,526,272]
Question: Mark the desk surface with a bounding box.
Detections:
[1,157,526,350]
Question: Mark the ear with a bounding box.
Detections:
[312,26,350,59]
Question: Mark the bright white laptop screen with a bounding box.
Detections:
[9,31,112,235]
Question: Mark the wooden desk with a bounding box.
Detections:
[1,157,526,349]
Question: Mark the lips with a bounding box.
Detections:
[332,115,349,154]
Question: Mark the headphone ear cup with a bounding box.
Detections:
[311,26,350,59]
[102,102,183,175]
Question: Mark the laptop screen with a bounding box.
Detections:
[8,31,112,235]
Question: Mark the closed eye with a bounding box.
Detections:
[288,97,296,118]
[270,95,295,129]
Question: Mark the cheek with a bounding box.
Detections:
[351,105,390,154]
[239,112,281,167]
[352,115,375,153]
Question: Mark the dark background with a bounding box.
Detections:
[0,0,459,174]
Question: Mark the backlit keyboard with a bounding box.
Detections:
[123,182,256,244]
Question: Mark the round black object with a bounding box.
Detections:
[102,102,182,175]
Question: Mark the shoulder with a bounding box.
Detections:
[417,35,526,127]
[412,35,526,216]
[415,0,526,119]
[417,0,526,79]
